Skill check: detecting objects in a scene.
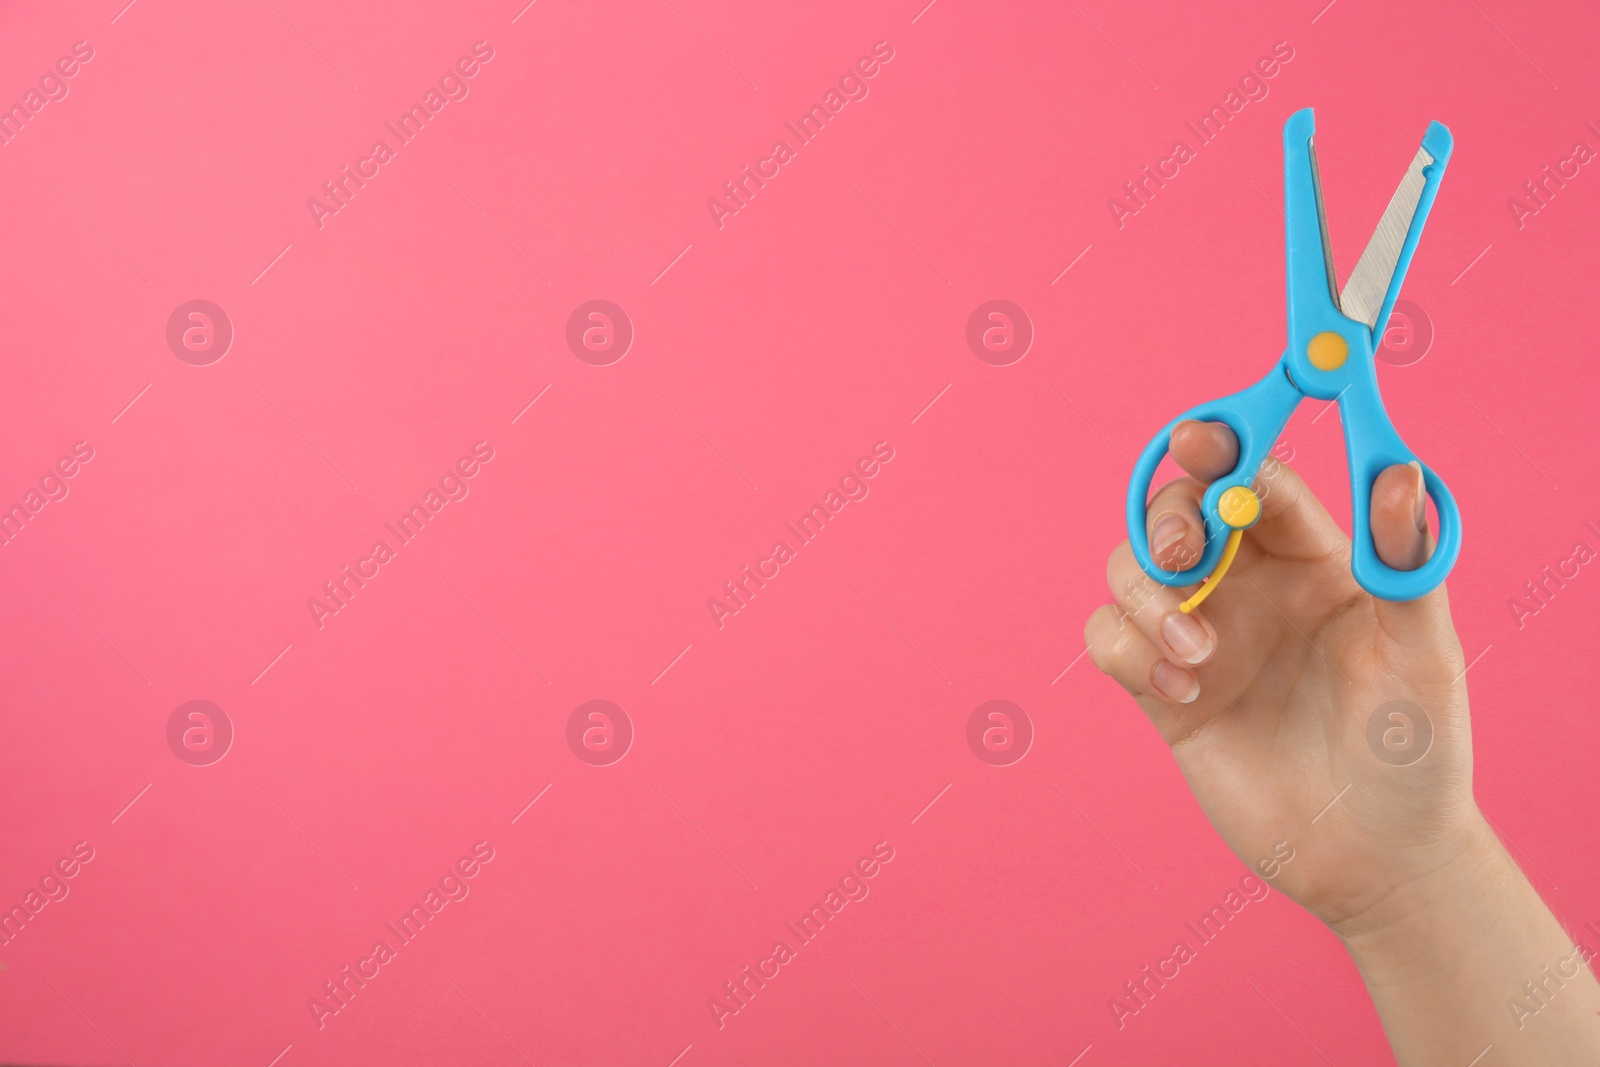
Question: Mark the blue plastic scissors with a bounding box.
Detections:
[1126,108,1460,611]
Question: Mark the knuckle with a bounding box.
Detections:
[1086,605,1140,675]
[1086,633,1113,676]
[1083,604,1114,648]
[1255,458,1302,516]
[1117,566,1164,622]
[1105,540,1136,591]
[1101,618,1144,664]
[1084,604,1125,659]
[1086,608,1153,696]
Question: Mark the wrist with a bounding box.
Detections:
[1331,810,1510,979]
[1328,809,1600,1064]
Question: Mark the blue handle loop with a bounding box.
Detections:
[1126,362,1301,587]
[1338,369,1462,601]
[1126,355,1462,601]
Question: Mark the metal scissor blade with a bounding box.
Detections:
[1339,145,1434,328]
[1307,139,1341,313]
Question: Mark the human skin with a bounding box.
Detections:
[1084,419,1600,1065]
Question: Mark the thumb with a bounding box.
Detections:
[1369,460,1459,665]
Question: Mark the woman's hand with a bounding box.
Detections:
[1085,420,1600,1065]
[1084,419,1476,934]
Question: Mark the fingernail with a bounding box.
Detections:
[1162,611,1214,665]
[1408,460,1426,528]
[1152,514,1188,558]
[1152,660,1200,703]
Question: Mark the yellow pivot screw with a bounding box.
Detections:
[1179,486,1262,614]
[1307,331,1348,370]
[1218,485,1262,528]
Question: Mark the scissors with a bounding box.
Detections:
[1126,107,1460,612]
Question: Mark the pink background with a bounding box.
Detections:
[1,0,1597,1063]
